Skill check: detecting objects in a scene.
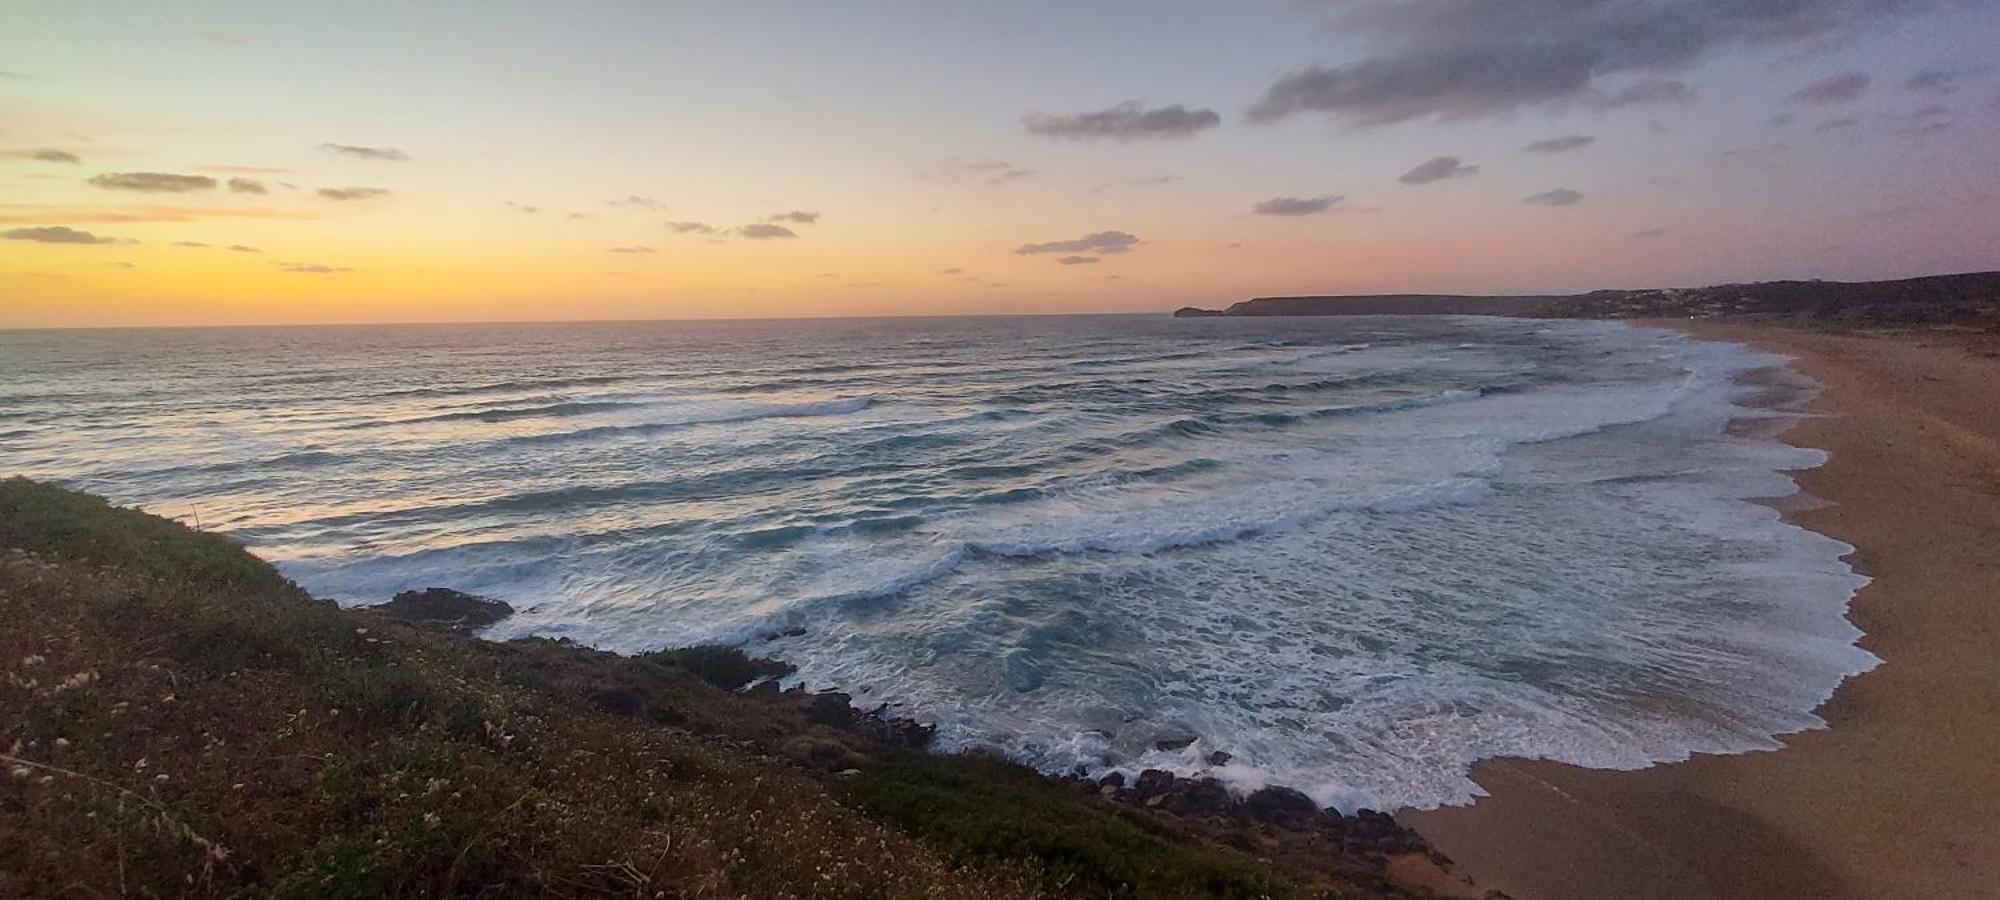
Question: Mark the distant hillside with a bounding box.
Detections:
[1177,294,1557,318]
[1175,271,2000,327]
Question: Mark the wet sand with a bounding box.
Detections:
[1403,322,2000,899]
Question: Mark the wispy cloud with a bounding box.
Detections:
[5,148,80,164]
[943,159,1036,185]
[1251,195,1342,216]
[1524,188,1584,206]
[609,195,661,210]
[768,210,819,224]
[1024,101,1220,141]
[1057,255,1099,265]
[320,143,409,161]
[173,240,210,248]
[227,177,267,194]
[1787,72,1871,105]
[1015,230,1139,255]
[317,186,390,200]
[228,244,260,253]
[1905,67,1973,95]
[4,225,122,244]
[199,164,290,174]
[1815,116,1860,132]
[1633,228,1669,239]
[1525,135,1596,154]
[1585,77,1693,110]
[278,262,352,274]
[88,172,217,193]
[0,203,312,224]
[738,223,797,239]
[666,221,716,234]
[608,245,655,254]
[506,201,540,214]
[1399,155,1478,185]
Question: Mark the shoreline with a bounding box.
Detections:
[1402,322,2000,899]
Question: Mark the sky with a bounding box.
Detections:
[3,0,1998,327]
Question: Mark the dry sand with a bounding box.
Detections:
[1404,323,2000,900]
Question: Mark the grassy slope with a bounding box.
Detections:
[0,478,1422,898]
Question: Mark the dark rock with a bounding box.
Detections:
[1098,771,1126,789]
[1153,736,1196,752]
[1207,750,1233,766]
[1133,768,1175,795]
[804,692,857,727]
[1173,306,1227,318]
[1244,785,1320,825]
[1167,777,1237,819]
[370,587,514,633]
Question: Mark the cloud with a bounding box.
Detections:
[88,172,217,192]
[609,195,661,210]
[228,244,260,253]
[199,165,290,174]
[0,203,311,224]
[1905,67,1971,95]
[317,186,390,200]
[1787,71,1870,105]
[1057,256,1100,265]
[1524,188,1584,206]
[666,221,715,234]
[1633,228,1669,238]
[768,210,820,224]
[1814,116,1860,132]
[1091,174,1181,193]
[1252,195,1342,215]
[1585,77,1694,110]
[1524,134,1597,154]
[960,159,1037,185]
[1768,113,1796,127]
[1014,230,1140,255]
[227,177,267,194]
[5,148,80,163]
[608,245,655,254]
[278,262,351,274]
[173,240,210,248]
[506,201,540,214]
[1896,120,1953,137]
[1247,1,1927,126]
[4,225,120,244]
[939,267,964,275]
[738,223,797,239]
[1023,100,1221,141]
[320,143,409,161]
[1399,155,1478,185]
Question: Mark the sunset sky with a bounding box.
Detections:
[4,0,1998,327]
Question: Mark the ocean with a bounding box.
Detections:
[0,314,1875,810]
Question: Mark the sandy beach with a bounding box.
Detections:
[1404,322,2000,899]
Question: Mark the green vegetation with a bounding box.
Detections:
[0,478,1426,897]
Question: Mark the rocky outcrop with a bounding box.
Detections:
[365,587,514,633]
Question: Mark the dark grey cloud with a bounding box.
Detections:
[608,245,655,254]
[1399,155,1478,185]
[227,177,267,194]
[318,186,390,200]
[1524,134,1597,154]
[1586,77,1694,110]
[88,172,217,193]
[228,244,260,253]
[768,210,820,224]
[1252,195,1342,215]
[1815,116,1860,132]
[666,221,716,234]
[320,143,409,161]
[5,225,120,244]
[1905,67,1972,94]
[1633,228,1669,238]
[1787,71,1870,105]
[1524,188,1584,206]
[1248,1,1927,126]
[1015,230,1140,255]
[279,262,352,274]
[1057,255,1100,265]
[1023,101,1221,141]
[6,148,80,163]
[738,223,797,239]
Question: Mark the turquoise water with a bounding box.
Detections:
[0,314,1873,809]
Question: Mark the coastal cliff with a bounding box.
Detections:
[1174,271,2000,325]
[0,478,1474,898]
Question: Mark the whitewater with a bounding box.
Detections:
[0,314,1875,810]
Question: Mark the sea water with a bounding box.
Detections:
[0,314,1874,810]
